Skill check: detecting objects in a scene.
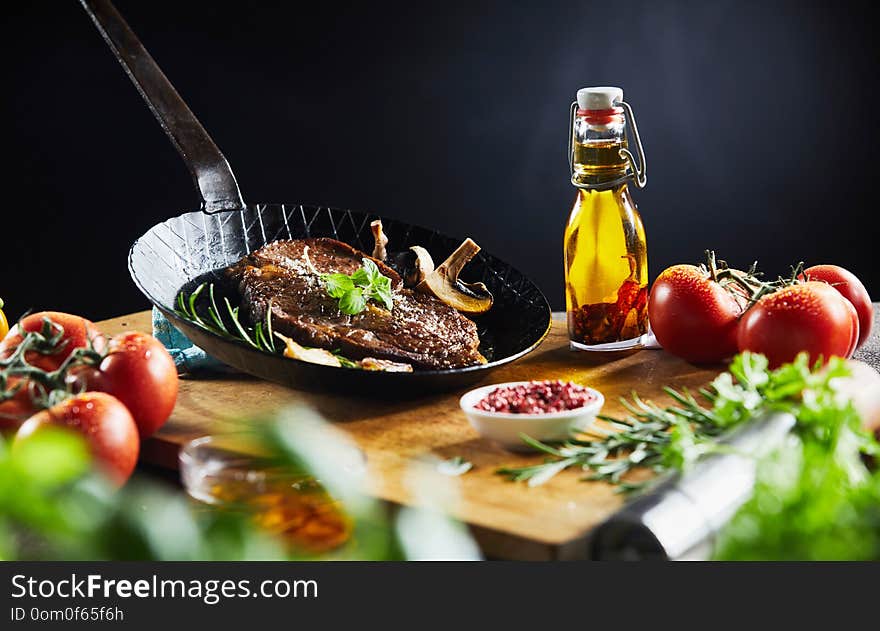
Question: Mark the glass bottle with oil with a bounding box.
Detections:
[181,435,355,554]
[565,86,649,351]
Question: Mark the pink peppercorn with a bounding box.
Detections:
[474,380,596,414]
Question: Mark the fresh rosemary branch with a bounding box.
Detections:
[175,283,361,368]
[496,391,720,492]
[496,352,852,492]
[175,282,277,354]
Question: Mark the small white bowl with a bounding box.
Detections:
[459,381,605,452]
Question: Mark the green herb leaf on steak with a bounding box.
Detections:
[322,258,394,315]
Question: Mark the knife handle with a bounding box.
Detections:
[589,411,797,560]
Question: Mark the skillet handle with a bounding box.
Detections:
[80,0,245,214]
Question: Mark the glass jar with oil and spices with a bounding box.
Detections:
[564,86,649,351]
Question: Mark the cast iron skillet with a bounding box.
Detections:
[81,0,551,396]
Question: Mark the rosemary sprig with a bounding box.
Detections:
[176,284,359,368]
[207,284,229,335]
[175,283,277,354]
[496,352,846,492]
[496,404,682,492]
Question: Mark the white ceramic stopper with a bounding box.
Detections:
[576,86,623,110]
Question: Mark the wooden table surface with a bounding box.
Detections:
[98,310,733,560]
[98,306,879,560]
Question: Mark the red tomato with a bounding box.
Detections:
[0,376,40,430]
[0,312,105,372]
[647,265,747,363]
[843,299,860,358]
[737,281,857,368]
[15,392,139,486]
[802,265,873,349]
[67,332,178,438]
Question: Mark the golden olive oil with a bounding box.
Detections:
[572,139,629,181]
[564,184,648,346]
[204,474,352,553]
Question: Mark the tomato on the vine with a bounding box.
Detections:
[67,332,178,438]
[0,312,105,372]
[15,392,139,486]
[0,376,40,429]
[737,281,857,368]
[648,264,747,363]
[801,264,873,349]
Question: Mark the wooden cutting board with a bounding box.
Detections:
[99,311,721,560]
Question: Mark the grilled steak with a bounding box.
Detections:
[227,238,487,370]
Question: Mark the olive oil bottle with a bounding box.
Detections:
[564,86,649,350]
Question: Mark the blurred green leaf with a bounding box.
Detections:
[11,427,91,488]
[715,363,880,560]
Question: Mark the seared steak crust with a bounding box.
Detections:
[227,238,486,370]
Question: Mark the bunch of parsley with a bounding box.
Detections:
[714,359,880,560]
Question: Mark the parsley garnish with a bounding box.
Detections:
[322,258,394,315]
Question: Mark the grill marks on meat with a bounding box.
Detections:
[227,238,487,370]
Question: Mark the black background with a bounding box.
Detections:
[4,0,878,321]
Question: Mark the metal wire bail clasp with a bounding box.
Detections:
[568,99,648,190]
[617,99,647,189]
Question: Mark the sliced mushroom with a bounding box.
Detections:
[276,332,416,372]
[390,245,436,287]
[276,333,342,367]
[416,238,493,314]
[407,246,435,285]
[360,357,414,372]
[370,219,388,261]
